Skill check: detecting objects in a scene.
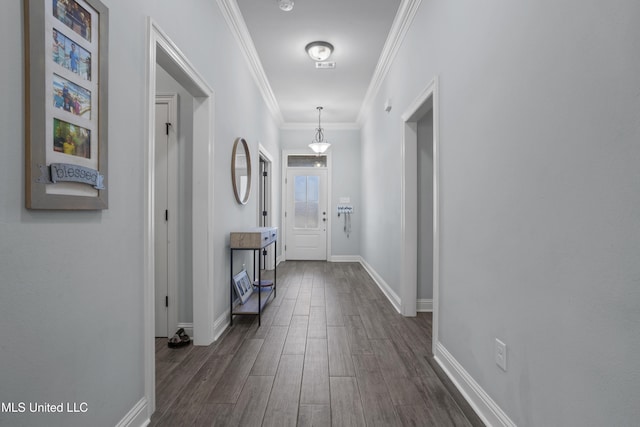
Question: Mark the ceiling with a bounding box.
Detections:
[234,0,402,125]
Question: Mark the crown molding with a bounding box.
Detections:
[217,0,421,129]
[356,0,422,126]
[280,122,361,131]
[216,0,285,126]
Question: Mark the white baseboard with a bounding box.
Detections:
[213,309,230,342]
[434,342,516,427]
[358,257,401,313]
[417,298,433,312]
[357,258,432,315]
[115,397,149,427]
[329,255,361,262]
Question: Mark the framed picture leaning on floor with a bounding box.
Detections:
[232,270,253,304]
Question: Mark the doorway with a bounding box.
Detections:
[145,18,216,416]
[258,145,275,269]
[401,76,440,352]
[283,154,329,260]
[154,94,178,338]
[417,109,434,313]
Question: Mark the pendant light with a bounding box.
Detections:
[309,106,331,155]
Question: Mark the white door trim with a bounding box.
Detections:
[155,93,179,337]
[145,17,215,417]
[281,149,332,261]
[400,76,440,352]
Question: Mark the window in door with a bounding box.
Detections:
[294,175,320,229]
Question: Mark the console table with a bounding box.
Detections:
[229,227,277,326]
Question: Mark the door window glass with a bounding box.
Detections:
[287,155,327,168]
[294,175,320,228]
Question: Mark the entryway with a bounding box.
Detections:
[145,18,216,416]
[284,154,329,260]
[258,145,275,269]
[400,76,440,350]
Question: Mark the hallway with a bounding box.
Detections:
[151,261,479,426]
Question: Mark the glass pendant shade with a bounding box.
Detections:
[309,141,331,154]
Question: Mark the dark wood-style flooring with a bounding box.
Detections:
[150,261,483,426]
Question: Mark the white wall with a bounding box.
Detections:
[280,128,361,258]
[361,0,640,425]
[0,0,279,425]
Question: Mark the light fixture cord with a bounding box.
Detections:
[316,106,324,142]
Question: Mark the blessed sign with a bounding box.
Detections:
[37,163,105,190]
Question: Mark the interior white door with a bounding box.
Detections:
[155,94,179,338]
[155,102,169,337]
[286,168,328,260]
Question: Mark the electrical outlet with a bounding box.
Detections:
[495,338,507,371]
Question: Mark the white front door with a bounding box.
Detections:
[286,168,328,260]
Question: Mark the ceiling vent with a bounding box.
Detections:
[315,62,336,69]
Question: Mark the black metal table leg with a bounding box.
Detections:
[230,248,233,326]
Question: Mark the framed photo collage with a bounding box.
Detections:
[25,0,109,209]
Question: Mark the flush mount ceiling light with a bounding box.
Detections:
[309,106,331,155]
[278,0,294,12]
[305,41,334,62]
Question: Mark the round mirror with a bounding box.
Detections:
[231,137,252,205]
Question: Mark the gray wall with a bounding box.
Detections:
[280,128,361,258]
[0,1,279,426]
[360,0,640,425]
[156,65,194,325]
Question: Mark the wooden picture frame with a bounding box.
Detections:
[232,270,254,304]
[24,0,109,209]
